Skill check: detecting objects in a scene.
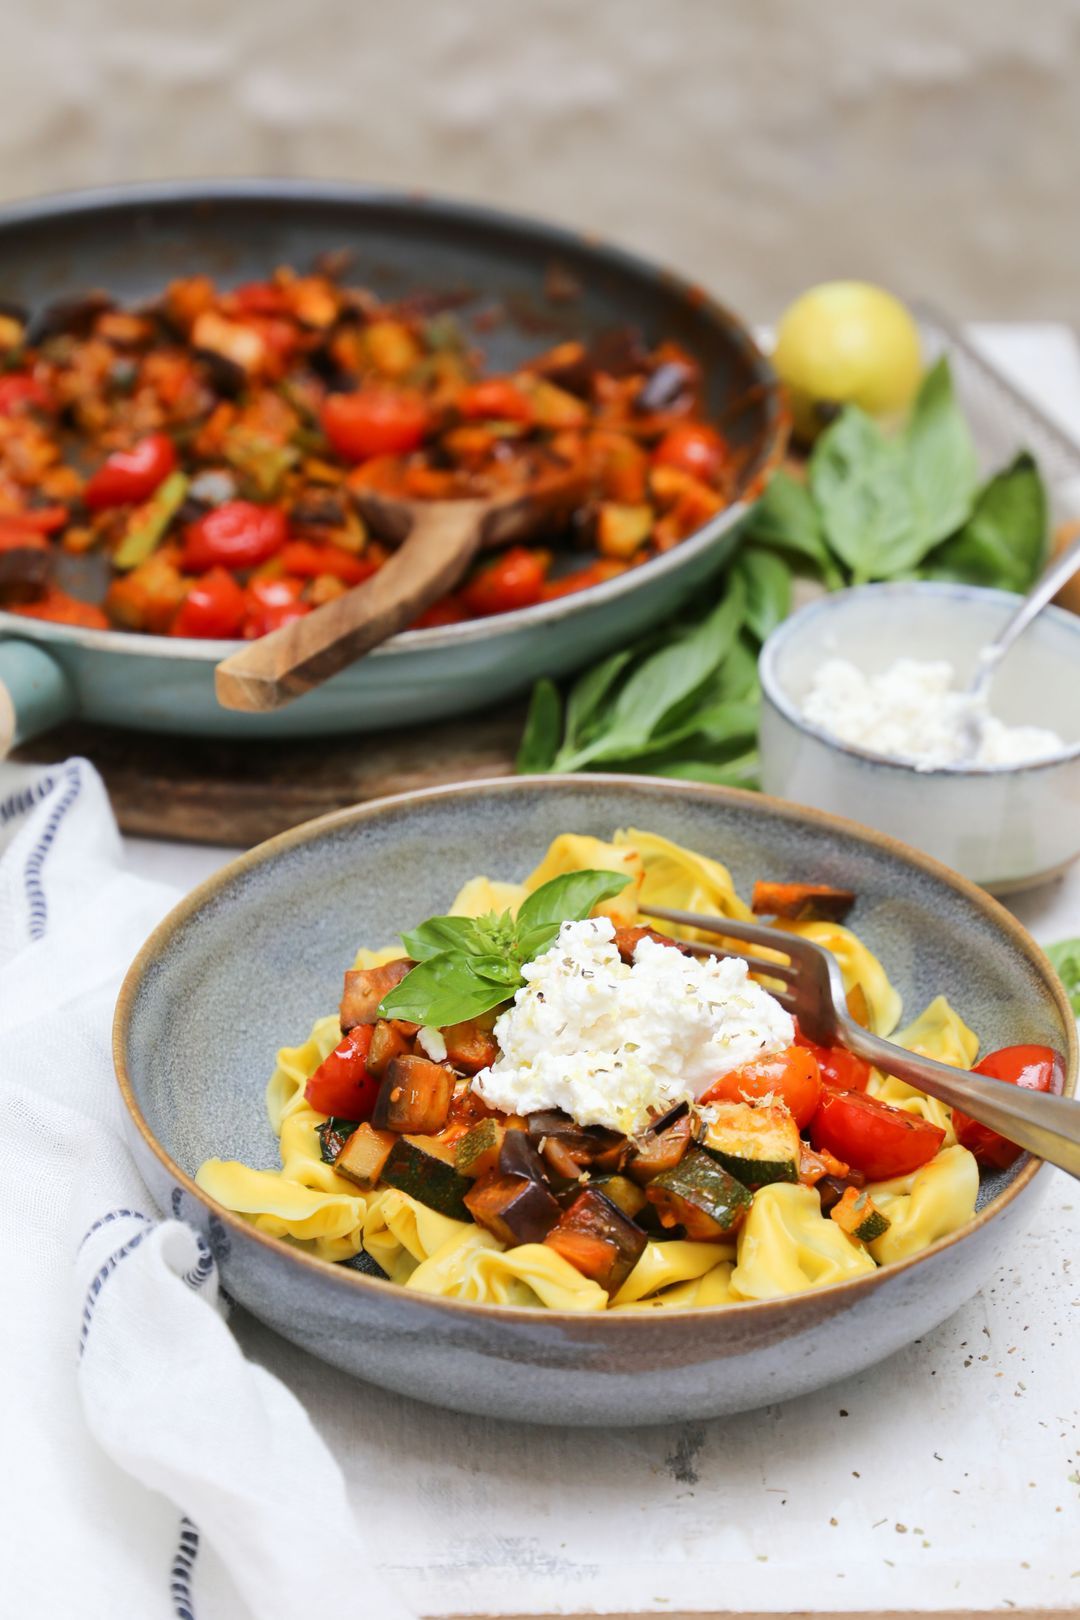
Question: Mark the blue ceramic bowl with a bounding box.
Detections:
[113,776,1077,1425]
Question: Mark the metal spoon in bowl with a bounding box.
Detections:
[956,524,1080,763]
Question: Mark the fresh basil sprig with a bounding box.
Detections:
[517,356,1049,787]
[1046,938,1080,1016]
[378,868,631,1027]
[743,357,1047,589]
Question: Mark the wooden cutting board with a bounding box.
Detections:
[12,703,527,847]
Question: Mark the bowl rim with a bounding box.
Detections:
[758,580,1080,777]
[112,772,1078,1326]
[0,177,788,665]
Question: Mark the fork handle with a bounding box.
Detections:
[839,1017,1080,1181]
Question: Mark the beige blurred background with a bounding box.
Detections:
[2,0,1078,325]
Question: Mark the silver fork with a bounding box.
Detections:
[642,904,1080,1181]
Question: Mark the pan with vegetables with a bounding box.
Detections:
[0,182,785,746]
[113,776,1076,1423]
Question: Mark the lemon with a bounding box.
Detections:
[773,282,922,443]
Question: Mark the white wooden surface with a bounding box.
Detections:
[119,326,1080,1616]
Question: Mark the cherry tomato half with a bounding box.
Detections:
[241,575,311,639]
[456,378,534,424]
[809,1087,945,1181]
[181,501,288,573]
[0,374,51,415]
[305,1024,380,1119]
[170,568,246,639]
[794,1023,871,1091]
[278,540,378,585]
[952,1044,1063,1170]
[461,547,548,617]
[411,595,469,629]
[699,1044,823,1129]
[84,433,177,510]
[321,387,430,462]
[653,423,727,484]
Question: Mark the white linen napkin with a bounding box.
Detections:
[0,758,414,1620]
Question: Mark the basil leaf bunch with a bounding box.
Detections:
[518,558,774,786]
[1046,938,1080,1016]
[378,868,631,1027]
[743,358,1048,589]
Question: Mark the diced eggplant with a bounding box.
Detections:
[454,1118,507,1179]
[526,1110,628,1173]
[367,1018,412,1079]
[372,1054,453,1135]
[497,1127,548,1183]
[626,1108,692,1184]
[334,1123,397,1188]
[0,544,52,594]
[544,1187,648,1295]
[340,959,414,1030]
[315,1116,360,1166]
[815,1171,866,1212]
[751,881,856,923]
[442,1018,498,1075]
[28,291,113,343]
[611,924,688,964]
[646,1145,752,1240]
[465,1171,562,1247]
[380,1135,472,1219]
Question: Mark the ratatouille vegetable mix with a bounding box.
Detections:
[0,265,744,639]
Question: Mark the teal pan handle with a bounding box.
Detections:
[0,639,77,755]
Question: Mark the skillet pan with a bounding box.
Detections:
[0,181,786,746]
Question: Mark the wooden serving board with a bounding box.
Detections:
[11,703,527,847]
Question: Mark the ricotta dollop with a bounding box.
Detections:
[471,916,794,1134]
[802,656,1065,771]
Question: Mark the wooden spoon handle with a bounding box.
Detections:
[215,502,486,713]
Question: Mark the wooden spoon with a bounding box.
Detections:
[214,468,587,713]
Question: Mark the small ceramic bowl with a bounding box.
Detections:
[113,775,1076,1426]
[759,582,1080,894]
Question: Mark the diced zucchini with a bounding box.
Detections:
[380,1134,473,1219]
[592,1174,647,1219]
[335,1124,397,1188]
[372,1054,453,1134]
[544,1187,648,1295]
[829,1186,891,1244]
[596,501,653,559]
[454,1118,507,1178]
[465,1171,561,1246]
[701,1101,801,1186]
[646,1145,753,1239]
[315,1117,360,1166]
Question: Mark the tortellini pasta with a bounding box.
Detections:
[407,1229,608,1310]
[866,1146,979,1266]
[194,828,992,1311]
[729,1184,877,1299]
[612,1239,735,1305]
